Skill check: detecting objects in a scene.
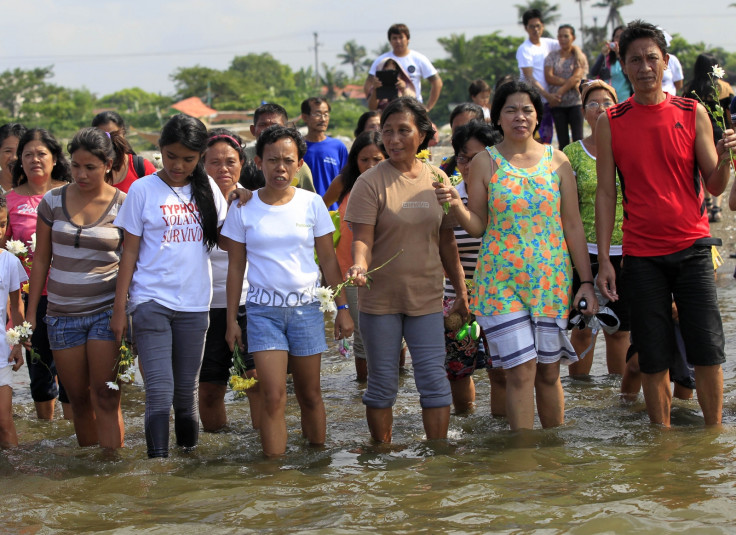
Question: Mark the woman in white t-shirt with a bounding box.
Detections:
[111,114,228,459]
[199,128,260,432]
[222,125,353,458]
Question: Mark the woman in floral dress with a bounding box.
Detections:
[434,80,596,430]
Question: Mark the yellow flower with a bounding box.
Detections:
[21,282,29,294]
[229,375,258,398]
[416,149,430,162]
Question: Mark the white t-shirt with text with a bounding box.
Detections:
[114,174,227,312]
[221,187,335,307]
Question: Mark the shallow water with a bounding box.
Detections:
[5,242,736,533]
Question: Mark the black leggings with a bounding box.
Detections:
[551,105,584,150]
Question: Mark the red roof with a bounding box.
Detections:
[171,97,217,118]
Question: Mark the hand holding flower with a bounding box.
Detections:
[9,345,23,371]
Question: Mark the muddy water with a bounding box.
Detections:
[3,222,736,534]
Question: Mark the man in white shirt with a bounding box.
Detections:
[363,23,443,112]
[516,9,560,143]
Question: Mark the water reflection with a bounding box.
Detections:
[4,263,736,533]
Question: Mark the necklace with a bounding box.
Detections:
[158,173,202,227]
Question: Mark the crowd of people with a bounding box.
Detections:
[0,18,734,457]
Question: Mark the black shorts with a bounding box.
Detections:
[571,253,630,331]
[199,306,253,385]
[622,245,724,374]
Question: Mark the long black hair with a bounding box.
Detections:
[687,53,721,104]
[158,114,219,251]
[12,129,72,187]
[91,111,127,136]
[337,131,385,205]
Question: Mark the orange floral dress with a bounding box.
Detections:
[471,145,572,319]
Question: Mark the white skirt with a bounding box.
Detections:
[476,311,578,369]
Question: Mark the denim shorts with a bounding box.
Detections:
[44,309,116,351]
[246,301,328,356]
[0,365,11,388]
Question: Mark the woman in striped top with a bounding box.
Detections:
[26,128,126,449]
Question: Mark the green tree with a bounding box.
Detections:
[319,64,347,101]
[582,22,609,60]
[0,66,54,118]
[373,43,391,56]
[338,40,367,78]
[432,32,523,121]
[593,0,633,36]
[21,85,96,136]
[515,0,561,26]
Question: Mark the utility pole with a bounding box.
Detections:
[577,0,586,49]
[311,32,321,88]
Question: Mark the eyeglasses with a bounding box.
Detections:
[309,112,330,119]
[585,101,615,111]
[456,153,480,165]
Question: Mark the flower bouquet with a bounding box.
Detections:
[107,339,137,390]
[229,344,257,398]
[5,234,34,270]
[6,321,44,370]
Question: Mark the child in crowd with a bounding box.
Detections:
[468,79,492,123]
[0,195,28,447]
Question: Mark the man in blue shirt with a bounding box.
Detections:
[301,97,348,209]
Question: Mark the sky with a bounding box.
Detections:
[3,0,735,99]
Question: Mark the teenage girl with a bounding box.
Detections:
[111,114,228,458]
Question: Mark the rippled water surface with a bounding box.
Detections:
[5,236,736,533]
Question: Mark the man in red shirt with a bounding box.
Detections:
[595,20,736,427]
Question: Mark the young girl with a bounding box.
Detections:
[112,114,228,458]
[0,196,28,448]
[26,127,127,449]
[222,125,353,457]
[322,131,386,381]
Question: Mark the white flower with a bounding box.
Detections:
[17,322,33,339]
[5,328,19,347]
[5,240,27,256]
[106,381,120,390]
[315,286,336,314]
[713,65,726,79]
[28,233,36,253]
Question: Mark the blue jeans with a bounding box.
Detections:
[132,301,209,458]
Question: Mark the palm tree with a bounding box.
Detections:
[515,0,561,25]
[593,0,633,35]
[320,64,347,101]
[338,40,367,78]
[373,43,391,56]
